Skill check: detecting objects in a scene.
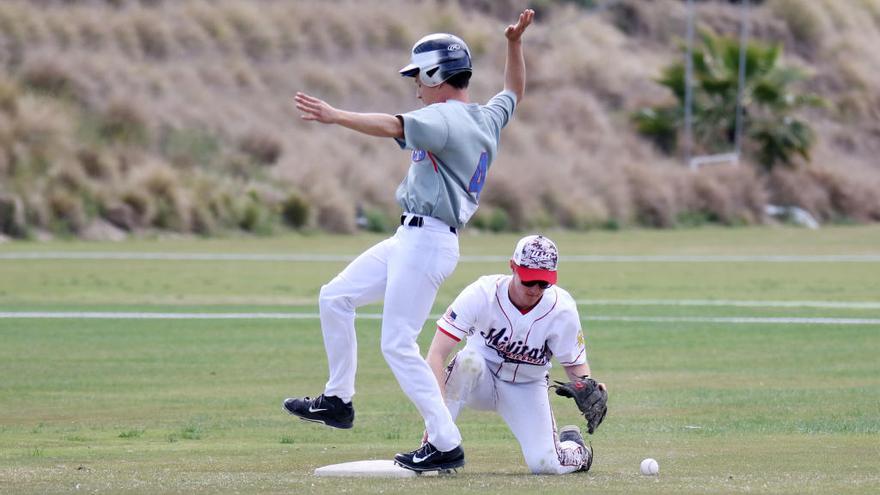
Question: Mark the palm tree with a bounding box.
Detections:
[634,30,823,170]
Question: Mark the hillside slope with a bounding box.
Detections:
[1,0,878,238]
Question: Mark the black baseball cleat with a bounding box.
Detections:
[394,442,465,472]
[282,394,354,429]
[559,425,593,472]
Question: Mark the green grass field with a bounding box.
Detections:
[1,226,879,494]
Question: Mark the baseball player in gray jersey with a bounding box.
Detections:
[284,10,535,472]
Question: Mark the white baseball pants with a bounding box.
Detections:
[318,215,462,452]
[444,346,588,474]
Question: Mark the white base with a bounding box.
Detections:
[314,460,417,478]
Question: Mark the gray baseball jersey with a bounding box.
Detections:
[394,90,517,229]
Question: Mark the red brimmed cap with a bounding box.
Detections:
[512,235,558,284]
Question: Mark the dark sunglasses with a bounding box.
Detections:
[521,279,551,289]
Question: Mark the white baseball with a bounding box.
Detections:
[640,458,659,476]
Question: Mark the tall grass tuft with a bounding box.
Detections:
[98,100,149,145]
[47,187,87,234]
[224,4,275,61]
[76,148,114,180]
[239,132,283,166]
[691,165,766,225]
[19,59,84,102]
[0,77,20,115]
[131,10,171,60]
[316,196,355,234]
[769,163,880,223]
[770,0,828,54]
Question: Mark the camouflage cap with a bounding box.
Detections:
[511,234,558,284]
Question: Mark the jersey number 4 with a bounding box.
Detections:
[468,152,489,199]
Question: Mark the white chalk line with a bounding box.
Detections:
[577,299,880,309]
[0,311,878,325]
[2,252,880,263]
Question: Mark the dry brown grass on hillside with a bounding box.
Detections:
[1,0,879,239]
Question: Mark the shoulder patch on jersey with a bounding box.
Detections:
[412,149,427,162]
[577,331,585,348]
[444,308,457,321]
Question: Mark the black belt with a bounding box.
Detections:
[400,215,457,234]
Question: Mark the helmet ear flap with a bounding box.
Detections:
[418,66,443,87]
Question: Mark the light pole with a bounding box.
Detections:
[684,0,751,170]
[683,0,695,167]
[734,0,751,160]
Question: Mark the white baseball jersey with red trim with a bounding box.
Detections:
[437,274,587,383]
[436,274,591,474]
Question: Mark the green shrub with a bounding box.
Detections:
[675,210,713,228]
[0,193,27,237]
[152,198,174,229]
[281,193,309,228]
[601,218,621,231]
[140,172,191,232]
[487,207,510,232]
[468,212,487,230]
[632,107,678,154]
[481,179,524,230]
[47,188,86,234]
[362,208,389,233]
[237,192,274,235]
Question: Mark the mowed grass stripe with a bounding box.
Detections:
[4,258,877,305]
[1,311,879,325]
[3,251,880,262]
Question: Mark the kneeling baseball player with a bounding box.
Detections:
[424,235,608,474]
